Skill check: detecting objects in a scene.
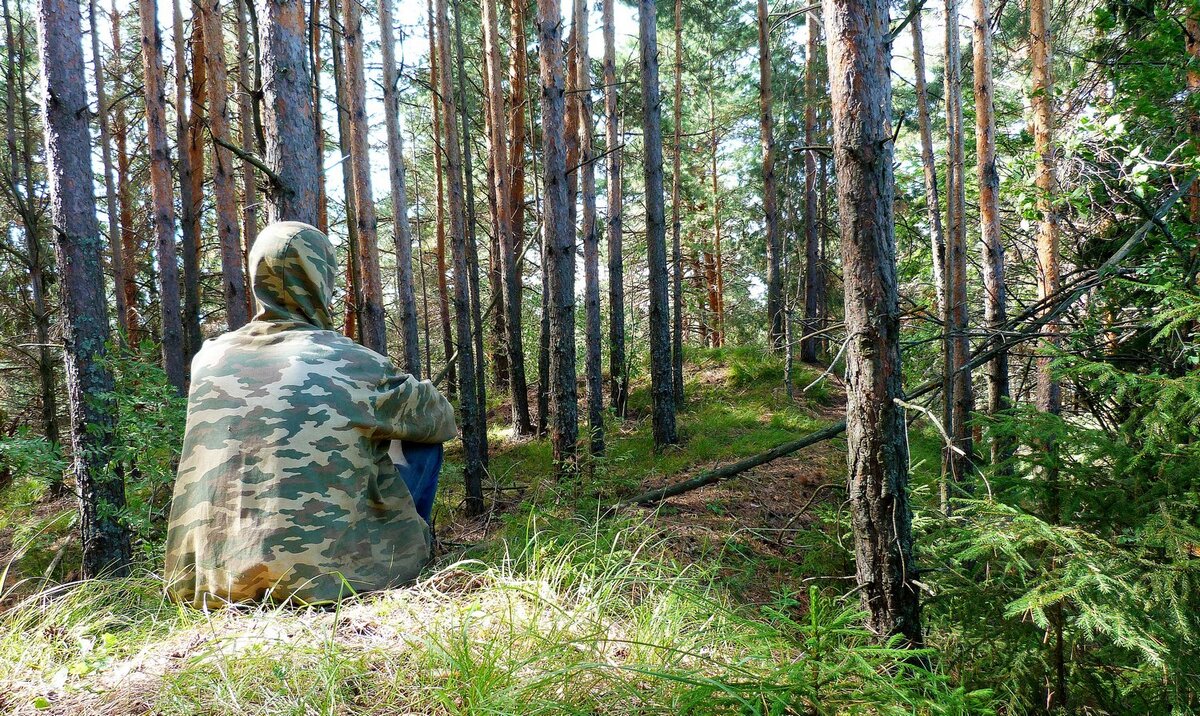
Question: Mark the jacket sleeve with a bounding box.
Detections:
[370,369,459,444]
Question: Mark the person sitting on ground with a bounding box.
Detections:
[164,221,457,607]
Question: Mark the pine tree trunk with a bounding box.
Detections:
[329,0,361,339]
[138,0,187,393]
[708,85,723,347]
[910,1,945,316]
[238,0,263,250]
[88,0,129,342]
[822,0,922,647]
[343,0,386,354]
[258,0,321,224]
[485,0,533,433]
[942,0,974,505]
[972,0,1011,451]
[1030,0,1065,706]
[379,0,420,374]
[435,0,486,512]
[602,0,628,417]
[428,0,455,397]
[757,0,784,350]
[800,10,821,363]
[669,0,684,404]
[640,0,678,448]
[200,0,251,330]
[36,0,133,576]
[538,0,580,473]
[186,3,207,329]
[111,4,140,343]
[171,0,202,358]
[574,0,603,456]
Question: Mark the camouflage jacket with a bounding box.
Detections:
[164,222,457,606]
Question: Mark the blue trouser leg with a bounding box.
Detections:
[395,441,443,524]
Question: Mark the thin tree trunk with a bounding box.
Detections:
[89,0,129,342]
[435,0,486,512]
[508,0,534,433]
[485,0,533,433]
[669,0,684,403]
[942,0,973,505]
[910,1,945,315]
[258,0,321,224]
[171,0,202,358]
[138,0,187,393]
[800,9,821,363]
[186,3,206,328]
[574,0,603,456]
[757,0,784,350]
[36,0,133,576]
[379,0,420,374]
[111,3,140,342]
[603,0,628,417]
[330,0,361,339]
[972,0,1011,456]
[640,0,678,448]
[1030,0,1065,706]
[428,0,455,397]
[239,0,263,247]
[343,0,387,355]
[200,0,251,330]
[538,0,580,473]
[822,0,922,647]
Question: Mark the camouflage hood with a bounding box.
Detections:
[250,221,338,329]
[164,222,458,607]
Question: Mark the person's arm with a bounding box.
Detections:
[371,371,458,444]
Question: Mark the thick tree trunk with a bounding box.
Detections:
[258,0,321,224]
[910,1,945,316]
[138,0,187,393]
[799,11,821,363]
[436,0,486,512]
[942,0,974,503]
[484,0,533,433]
[823,0,922,646]
[89,0,128,342]
[574,0,603,456]
[171,0,202,359]
[669,0,684,404]
[538,0,580,473]
[36,0,133,576]
[603,0,627,418]
[200,0,251,330]
[640,0,678,448]
[1030,0,1066,706]
[343,0,386,354]
[972,0,1011,455]
[427,0,455,397]
[379,0,420,374]
[757,0,784,350]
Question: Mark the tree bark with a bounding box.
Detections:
[539,0,580,473]
[379,0,420,373]
[171,0,202,358]
[36,0,133,576]
[707,84,723,347]
[942,0,974,503]
[910,0,945,316]
[186,2,207,337]
[640,0,678,448]
[342,0,386,354]
[972,0,1011,454]
[484,0,533,433]
[603,0,628,418]
[239,0,263,249]
[428,0,455,397]
[800,10,821,363]
[669,0,684,403]
[258,0,321,224]
[110,3,140,342]
[329,0,361,339]
[138,0,187,393]
[822,0,922,646]
[757,0,784,350]
[575,0,603,456]
[200,0,251,330]
[436,0,486,511]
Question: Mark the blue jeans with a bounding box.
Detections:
[395,441,443,525]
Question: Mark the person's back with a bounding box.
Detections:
[164,222,457,607]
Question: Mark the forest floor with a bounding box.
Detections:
[0,347,920,716]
